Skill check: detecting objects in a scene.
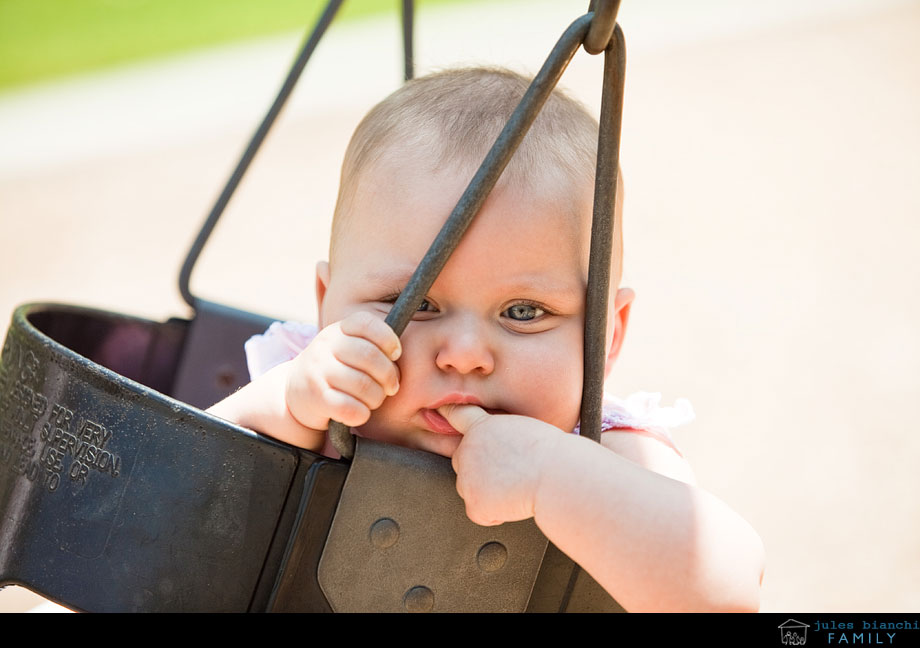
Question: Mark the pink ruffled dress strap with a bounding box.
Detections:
[244,321,318,380]
[574,392,694,456]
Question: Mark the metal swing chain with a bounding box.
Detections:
[580,1,625,449]
[178,0,415,308]
[585,0,621,54]
[328,0,626,459]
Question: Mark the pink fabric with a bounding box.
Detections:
[245,321,693,453]
[573,391,692,456]
[244,321,319,380]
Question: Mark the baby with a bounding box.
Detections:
[209,67,764,612]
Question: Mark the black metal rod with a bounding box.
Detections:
[579,25,625,444]
[402,0,415,81]
[585,0,621,55]
[329,13,594,459]
[178,0,346,308]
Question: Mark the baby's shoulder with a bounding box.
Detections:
[598,392,696,483]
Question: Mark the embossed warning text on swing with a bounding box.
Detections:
[1,336,122,493]
[39,406,121,483]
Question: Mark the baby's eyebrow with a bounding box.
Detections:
[361,268,417,289]
[500,274,585,297]
[360,268,583,305]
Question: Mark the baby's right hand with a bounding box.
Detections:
[284,312,401,434]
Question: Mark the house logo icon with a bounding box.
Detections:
[779,619,809,645]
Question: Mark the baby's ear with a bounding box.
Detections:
[315,261,331,326]
[605,287,634,378]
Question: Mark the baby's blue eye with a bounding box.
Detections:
[380,293,436,313]
[504,304,544,321]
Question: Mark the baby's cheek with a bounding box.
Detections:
[508,343,582,431]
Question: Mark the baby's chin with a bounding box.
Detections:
[412,433,463,459]
[353,424,463,460]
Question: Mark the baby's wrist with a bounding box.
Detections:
[274,361,327,450]
[529,426,571,521]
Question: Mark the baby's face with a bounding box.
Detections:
[318,159,626,458]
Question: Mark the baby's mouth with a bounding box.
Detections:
[420,404,510,435]
[420,408,460,435]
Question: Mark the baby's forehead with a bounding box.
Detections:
[335,151,595,253]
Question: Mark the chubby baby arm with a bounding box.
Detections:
[440,404,764,613]
[207,312,401,452]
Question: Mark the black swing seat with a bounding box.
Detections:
[0,302,622,612]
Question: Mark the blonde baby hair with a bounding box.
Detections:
[330,66,623,286]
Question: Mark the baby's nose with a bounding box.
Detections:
[434,320,495,376]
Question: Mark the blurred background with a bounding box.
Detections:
[1,0,918,612]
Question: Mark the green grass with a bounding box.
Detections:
[0,0,461,91]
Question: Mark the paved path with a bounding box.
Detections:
[1,0,918,613]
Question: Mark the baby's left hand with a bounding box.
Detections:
[437,404,563,527]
